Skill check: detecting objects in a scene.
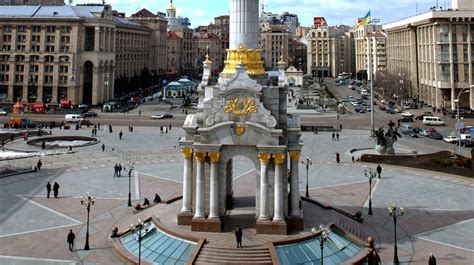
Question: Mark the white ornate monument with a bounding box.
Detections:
[178,0,303,234]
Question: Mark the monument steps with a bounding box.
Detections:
[195,245,273,264]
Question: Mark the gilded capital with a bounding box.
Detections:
[272,153,286,165]
[180,148,193,159]
[289,151,301,161]
[195,152,207,162]
[258,153,271,165]
[208,152,221,163]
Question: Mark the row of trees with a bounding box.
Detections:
[375,70,412,103]
[114,68,163,97]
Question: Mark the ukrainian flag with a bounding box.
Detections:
[355,11,371,29]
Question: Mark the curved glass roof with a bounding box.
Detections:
[120,223,196,265]
[275,229,361,265]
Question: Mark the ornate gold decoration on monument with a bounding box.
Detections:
[222,45,266,75]
[234,123,246,136]
[224,97,257,115]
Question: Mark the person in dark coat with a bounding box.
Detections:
[336,132,340,141]
[46,182,52,198]
[376,164,382,179]
[235,225,243,248]
[336,152,340,164]
[332,132,336,141]
[67,229,75,252]
[37,160,43,171]
[102,143,105,152]
[143,198,150,207]
[53,182,60,198]
[119,131,123,140]
[153,193,162,204]
[428,253,436,265]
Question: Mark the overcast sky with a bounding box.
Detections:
[76,0,453,27]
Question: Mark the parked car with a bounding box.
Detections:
[0,109,7,115]
[150,113,173,119]
[428,132,443,140]
[420,128,436,136]
[379,105,386,111]
[402,130,419,138]
[456,139,474,147]
[386,108,395,114]
[423,116,445,126]
[443,136,459,143]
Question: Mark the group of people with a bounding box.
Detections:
[331,132,340,141]
[46,181,60,198]
[113,163,124,177]
[160,125,172,134]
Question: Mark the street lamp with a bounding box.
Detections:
[364,169,375,215]
[80,192,95,250]
[301,157,313,198]
[130,218,149,265]
[388,202,405,264]
[127,162,134,207]
[313,224,329,265]
[454,87,471,154]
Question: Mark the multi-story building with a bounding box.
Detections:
[129,9,168,75]
[260,23,289,70]
[352,24,386,81]
[0,0,63,5]
[196,33,223,75]
[384,0,474,110]
[288,38,306,73]
[0,5,154,105]
[166,31,182,77]
[165,0,190,31]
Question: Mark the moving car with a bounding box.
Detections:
[0,109,7,115]
[428,132,443,140]
[415,112,434,120]
[81,112,98,118]
[443,136,459,143]
[150,113,173,119]
[423,116,445,126]
[420,128,436,136]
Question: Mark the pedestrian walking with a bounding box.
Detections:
[169,124,172,130]
[332,132,336,141]
[160,126,163,133]
[37,159,43,171]
[46,181,52,198]
[234,225,243,248]
[42,141,46,149]
[376,164,382,179]
[130,126,133,133]
[98,123,101,130]
[67,229,75,252]
[428,253,437,265]
[118,163,122,177]
[336,132,340,141]
[53,182,60,198]
[138,109,142,116]
[119,130,123,140]
[336,152,340,164]
[339,124,342,131]
[102,143,105,152]
[109,124,113,133]
[113,164,118,178]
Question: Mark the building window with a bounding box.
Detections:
[61,36,70,43]
[84,27,95,51]
[46,46,55,52]
[464,64,469,82]
[59,75,68,84]
[16,25,26,32]
[0,64,9,72]
[32,35,40,42]
[0,75,8,82]
[44,75,53,84]
[61,26,71,33]
[46,26,56,33]
[15,75,24,82]
[45,56,54,62]
[59,65,68,73]
[17,35,26,42]
[15,55,25,62]
[3,25,12,32]
[59,56,69,62]
[32,26,41,33]
[46,36,55,43]
[441,64,450,82]
[29,65,39,72]
[31,45,40,52]
[45,65,54,73]
[60,46,69,52]
[28,75,38,83]
[439,25,449,43]
[30,55,39,62]
[0,55,9,62]
[16,45,25,51]
[15,64,24,72]
[3,35,11,42]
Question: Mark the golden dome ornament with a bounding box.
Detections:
[234,123,246,136]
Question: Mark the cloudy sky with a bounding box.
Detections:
[75,0,453,27]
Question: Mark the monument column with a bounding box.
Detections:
[180,148,193,213]
[273,153,285,221]
[289,151,301,217]
[258,153,271,220]
[208,152,220,218]
[194,152,206,218]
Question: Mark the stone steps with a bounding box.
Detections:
[195,245,273,264]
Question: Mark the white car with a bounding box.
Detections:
[443,136,459,143]
[0,109,7,115]
[150,113,173,119]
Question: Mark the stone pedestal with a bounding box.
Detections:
[191,217,223,232]
[287,216,304,232]
[177,212,193,226]
[256,219,287,235]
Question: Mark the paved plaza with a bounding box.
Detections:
[0,125,473,264]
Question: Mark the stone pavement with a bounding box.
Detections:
[0,126,472,264]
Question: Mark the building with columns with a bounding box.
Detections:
[178,0,303,235]
[261,23,289,70]
[0,4,162,106]
[384,0,474,110]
